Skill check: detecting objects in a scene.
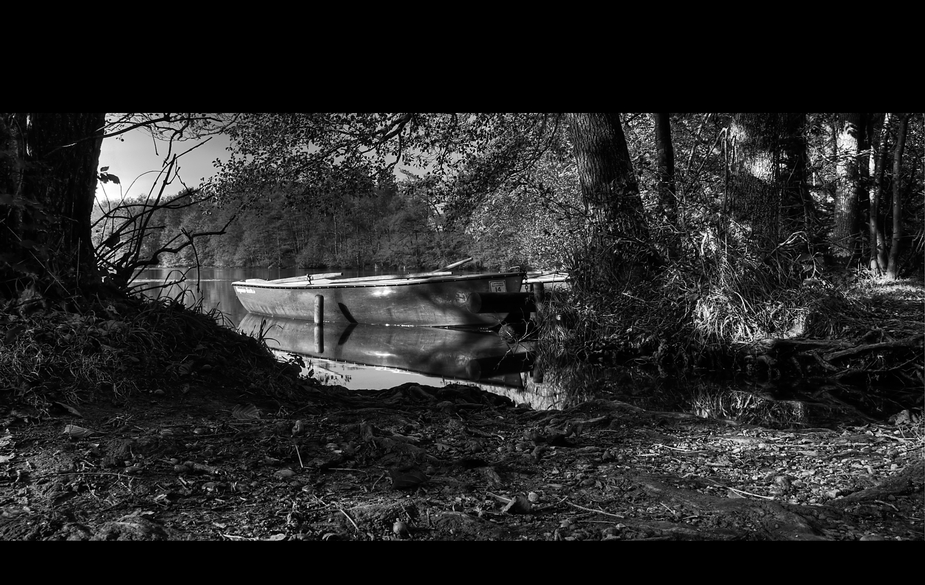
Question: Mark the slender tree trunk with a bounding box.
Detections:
[857,113,871,242]
[654,113,677,225]
[886,113,909,279]
[870,113,892,273]
[566,112,651,289]
[0,114,28,280]
[778,113,814,238]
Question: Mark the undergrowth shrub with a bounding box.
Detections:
[549,225,861,370]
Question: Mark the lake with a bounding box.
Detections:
[132,267,551,405]
[129,269,782,416]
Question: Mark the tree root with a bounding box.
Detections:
[631,472,829,540]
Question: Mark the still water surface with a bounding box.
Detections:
[133,269,873,423]
[133,267,552,405]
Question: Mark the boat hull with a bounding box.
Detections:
[232,272,525,327]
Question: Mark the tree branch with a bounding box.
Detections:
[823,334,924,361]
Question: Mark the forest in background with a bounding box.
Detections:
[92,168,566,273]
[90,113,924,286]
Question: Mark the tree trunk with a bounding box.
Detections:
[886,114,909,280]
[566,113,651,289]
[870,113,892,273]
[1,114,29,292]
[727,114,781,251]
[654,113,677,225]
[778,113,814,239]
[0,113,106,300]
[857,113,871,247]
[832,113,863,264]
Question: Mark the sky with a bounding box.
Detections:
[95,127,231,201]
[94,118,428,203]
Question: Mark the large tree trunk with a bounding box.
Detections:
[0,112,106,300]
[886,113,909,280]
[720,114,813,260]
[566,113,651,290]
[727,114,783,251]
[832,113,863,265]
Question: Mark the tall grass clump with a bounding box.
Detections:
[541,221,855,383]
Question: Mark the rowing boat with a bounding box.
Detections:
[231,258,529,327]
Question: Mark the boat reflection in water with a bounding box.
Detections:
[237,314,565,407]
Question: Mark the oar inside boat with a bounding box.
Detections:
[439,257,473,271]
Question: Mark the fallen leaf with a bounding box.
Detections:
[274,468,296,480]
[393,521,410,538]
[232,404,260,420]
[63,424,94,439]
[53,401,83,417]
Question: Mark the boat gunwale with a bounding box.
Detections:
[232,271,524,290]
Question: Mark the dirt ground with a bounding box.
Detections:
[2,376,922,541]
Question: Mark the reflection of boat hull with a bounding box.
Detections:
[238,314,533,385]
[232,271,526,327]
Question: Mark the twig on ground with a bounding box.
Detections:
[339,508,361,533]
[566,500,625,519]
[724,486,776,500]
[487,491,512,504]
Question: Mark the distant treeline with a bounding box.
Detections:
[93,170,575,274]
